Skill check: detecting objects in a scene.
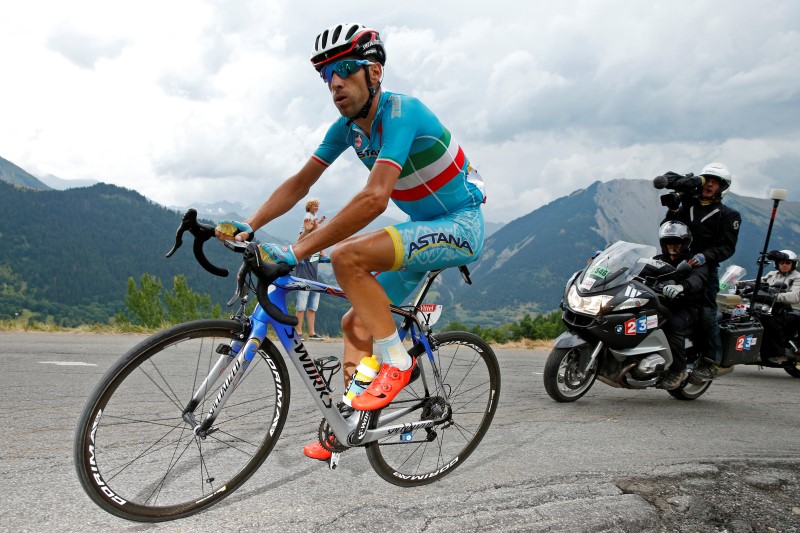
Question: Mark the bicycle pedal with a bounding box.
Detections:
[329,452,341,470]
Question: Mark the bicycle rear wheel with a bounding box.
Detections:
[365,331,500,486]
[73,319,291,522]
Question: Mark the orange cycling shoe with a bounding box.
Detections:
[303,436,334,461]
[351,359,417,411]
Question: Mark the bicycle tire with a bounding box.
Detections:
[365,331,500,486]
[73,319,291,522]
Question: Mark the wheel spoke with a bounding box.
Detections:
[366,331,499,486]
[75,322,290,520]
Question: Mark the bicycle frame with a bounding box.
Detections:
[182,269,450,448]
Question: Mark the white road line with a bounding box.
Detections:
[39,361,97,366]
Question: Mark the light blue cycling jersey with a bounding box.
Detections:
[312,91,485,221]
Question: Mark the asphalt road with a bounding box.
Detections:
[1,331,799,532]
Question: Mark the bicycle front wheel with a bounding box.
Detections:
[73,319,291,522]
[365,331,500,486]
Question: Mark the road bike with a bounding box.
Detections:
[73,209,501,522]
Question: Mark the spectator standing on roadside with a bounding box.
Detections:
[296,198,326,340]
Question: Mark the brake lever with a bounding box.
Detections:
[227,260,251,307]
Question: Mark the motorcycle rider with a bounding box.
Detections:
[757,250,800,363]
[655,221,709,390]
[662,162,741,380]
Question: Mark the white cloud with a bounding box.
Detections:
[1,0,798,225]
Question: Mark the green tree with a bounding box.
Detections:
[124,274,164,327]
[163,274,223,323]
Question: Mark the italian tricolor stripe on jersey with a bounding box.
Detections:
[385,130,465,202]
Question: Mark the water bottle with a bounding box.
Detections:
[342,355,381,406]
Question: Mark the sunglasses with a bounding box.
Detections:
[778,260,793,264]
[319,59,372,83]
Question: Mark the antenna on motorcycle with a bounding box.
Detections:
[749,188,788,314]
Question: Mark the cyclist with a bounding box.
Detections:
[215,23,486,460]
[662,162,741,379]
[654,221,708,390]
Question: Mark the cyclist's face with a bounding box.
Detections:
[778,260,792,273]
[326,58,380,118]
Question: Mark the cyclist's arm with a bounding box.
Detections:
[292,161,400,260]
[244,158,327,234]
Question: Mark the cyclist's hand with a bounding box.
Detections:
[258,242,298,267]
[215,220,253,242]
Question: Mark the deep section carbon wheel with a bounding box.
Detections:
[365,331,500,486]
[74,320,290,521]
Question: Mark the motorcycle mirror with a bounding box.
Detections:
[770,188,787,201]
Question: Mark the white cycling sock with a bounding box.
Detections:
[376,331,412,371]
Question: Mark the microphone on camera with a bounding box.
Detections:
[653,175,669,189]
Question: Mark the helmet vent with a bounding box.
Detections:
[321,30,329,49]
[345,25,359,40]
[332,24,343,43]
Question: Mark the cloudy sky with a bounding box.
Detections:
[1,0,798,224]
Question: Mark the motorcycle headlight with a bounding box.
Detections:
[566,285,613,316]
[612,297,650,312]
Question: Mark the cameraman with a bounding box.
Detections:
[657,162,742,379]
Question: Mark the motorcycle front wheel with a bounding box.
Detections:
[784,365,800,378]
[543,346,598,402]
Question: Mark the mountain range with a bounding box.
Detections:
[1,155,798,328]
[433,178,800,326]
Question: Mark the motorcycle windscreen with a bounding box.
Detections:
[578,241,657,293]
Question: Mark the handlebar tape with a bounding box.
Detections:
[242,244,299,326]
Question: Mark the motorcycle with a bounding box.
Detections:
[543,240,723,402]
[543,187,798,403]
[717,265,800,379]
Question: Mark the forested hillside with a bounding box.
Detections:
[0,181,245,324]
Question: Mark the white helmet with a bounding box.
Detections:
[776,249,798,270]
[699,162,732,197]
[310,23,386,71]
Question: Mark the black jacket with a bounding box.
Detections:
[662,197,741,267]
[653,254,709,309]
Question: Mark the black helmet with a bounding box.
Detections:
[659,221,692,257]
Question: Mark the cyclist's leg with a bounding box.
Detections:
[332,228,400,380]
[340,269,428,382]
[342,208,484,410]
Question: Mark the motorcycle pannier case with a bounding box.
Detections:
[719,317,763,366]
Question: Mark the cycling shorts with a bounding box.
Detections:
[376,206,484,305]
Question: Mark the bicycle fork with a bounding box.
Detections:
[181,330,263,437]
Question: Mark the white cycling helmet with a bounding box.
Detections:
[310,23,386,70]
[776,249,798,270]
[699,162,732,197]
